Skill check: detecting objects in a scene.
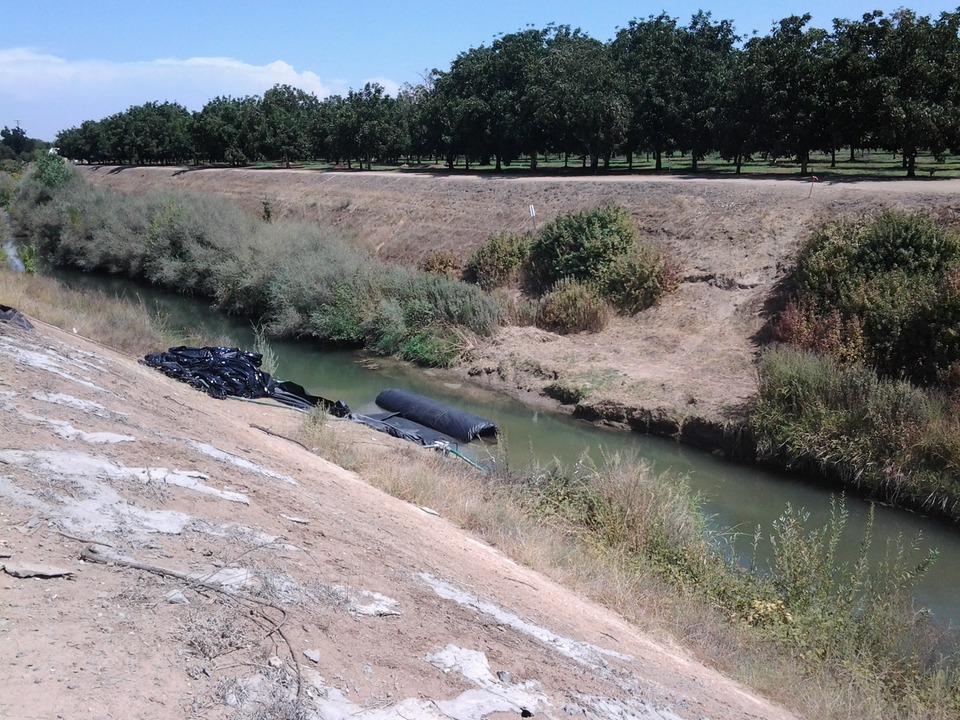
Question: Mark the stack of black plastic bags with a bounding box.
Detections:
[141,346,350,417]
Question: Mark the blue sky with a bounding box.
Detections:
[2,1,951,140]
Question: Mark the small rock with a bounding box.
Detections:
[280,514,309,524]
[2,562,74,579]
[303,649,321,664]
[166,590,189,605]
[267,655,283,669]
[496,670,512,685]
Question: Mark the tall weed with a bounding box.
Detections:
[518,448,957,716]
[751,346,960,517]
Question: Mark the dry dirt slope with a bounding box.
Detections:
[80,167,960,440]
[0,316,796,719]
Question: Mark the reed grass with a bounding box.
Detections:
[752,346,960,519]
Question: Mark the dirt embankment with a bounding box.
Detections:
[79,166,960,452]
[0,315,799,719]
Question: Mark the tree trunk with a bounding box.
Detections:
[735,154,742,175]
[691,153,698,172]
[627,151,633,170]
[495,154,502,171]
[529,153,537,171]
[654,148,662,171]
[849,146,856,162]
[906,150,916,177]
[830,147,836,168]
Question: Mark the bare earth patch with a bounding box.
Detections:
[80,167,960,445]
[0,318,797,719]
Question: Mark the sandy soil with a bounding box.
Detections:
[79,166,960,447]
[0,315,799,719]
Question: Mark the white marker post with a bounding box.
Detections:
[529,204,537,233]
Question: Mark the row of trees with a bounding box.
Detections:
[55,9,960,177]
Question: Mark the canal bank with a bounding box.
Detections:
[45,268,960,627]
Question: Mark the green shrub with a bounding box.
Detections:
[419,249,461,277]
[789,212,960,384]
[0,170,17,207]
[364,298,407,355]
[8,172,500,367]
[465,232,531,290]
[529,205,636,291]
[19,243,39,274]
[32,153,71,189]
[398,326,463,367]
[309,285,367,344]
[773,300,866,365]
[393,269,500,338]
[599,243,677,314]
[536,278,610,334]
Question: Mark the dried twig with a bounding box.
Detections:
[80,545,304,698]
[251,423,311,451]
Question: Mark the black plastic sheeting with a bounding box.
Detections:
[349,412,458,447]
[375,388,497,443]
[0,304,34,331]
[141,346,350,416]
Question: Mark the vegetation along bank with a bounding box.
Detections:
[4,156,960,528]
[4,181,960,720]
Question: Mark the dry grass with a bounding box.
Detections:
[184,606,252,660]
[0,269,177,356]
[300,415,960,720]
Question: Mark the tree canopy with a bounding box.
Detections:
[53,8,960,177]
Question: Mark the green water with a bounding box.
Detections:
[57,271,960,624]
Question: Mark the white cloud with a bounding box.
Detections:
[0,48,388,141]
